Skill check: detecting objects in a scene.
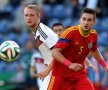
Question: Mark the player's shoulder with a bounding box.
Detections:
[90,29,98,39]
[65,25,78,32]
[60,25,78,38]
[90,29,97,34]
[62,25,78,34]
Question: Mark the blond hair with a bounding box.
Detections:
[25,5,40,16]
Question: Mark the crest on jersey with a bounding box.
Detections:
[88,42,92,49]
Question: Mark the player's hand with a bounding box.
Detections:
[68,63,83,71]
[35,67,51,80]
[31,73,36,78]
[103,65,108,73]
[89,64,98,72]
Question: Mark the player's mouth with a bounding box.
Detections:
[84,25,88,28]
[27,21,32,23]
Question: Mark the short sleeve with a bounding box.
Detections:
[54,28,73,49]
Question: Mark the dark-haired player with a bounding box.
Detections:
[48,8,108,90]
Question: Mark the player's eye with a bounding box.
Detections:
[55,31,57,33]
[82,18,86,21]
[30,14,35,16]
[59,29,62,32]
[25,14,28,17]
[87,18,92,22]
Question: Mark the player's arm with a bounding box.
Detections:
[53,27,83,71]
[35,61,53,80]
[84,58,97,72]
[30,66,36,78]
[45,61,53,72]
[90,48,108,72]
[52,48,83,71]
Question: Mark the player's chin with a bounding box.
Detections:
[83,28,90,32]
[27,23,33,27]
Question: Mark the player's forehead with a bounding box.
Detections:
[81,13,94,19]
[53,25,63,29]
[24,7,36,14]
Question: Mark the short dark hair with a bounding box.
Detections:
[52,23,63,29]
[81,8,96,20]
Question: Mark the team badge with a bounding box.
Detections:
[88,42,92,49]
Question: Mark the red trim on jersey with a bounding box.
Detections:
[40,40,43,45]
[34,58,44,63]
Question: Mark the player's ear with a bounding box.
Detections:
[93,20,96,26]
[39,13,40,17]
[79,18,81,23]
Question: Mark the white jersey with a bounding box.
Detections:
[39,43,52,65]
[32,23,58,90]
[33,23,58,65]
[33,23,58,49]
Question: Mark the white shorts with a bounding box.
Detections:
[39,74,51,90]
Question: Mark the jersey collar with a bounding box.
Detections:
[78,25,90,37]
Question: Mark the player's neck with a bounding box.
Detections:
[80,29,90,36]
[78,25,90,37]
[31,23,39,33]
[31,26,37,33]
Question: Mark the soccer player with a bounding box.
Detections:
[24,4,58,65]
[52,23,97,72]
[24,4,58,90]
[35,22,97,90]
[48,8,108,90]
[34,22,96,76]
